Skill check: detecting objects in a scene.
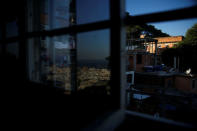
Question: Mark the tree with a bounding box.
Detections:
[126,12,169,39]
[178,23,197,46]
[126,24,143,39]
[126,23,169,39]
[161,23,197,73]
[184,23,197,45]
[141,24,169,37]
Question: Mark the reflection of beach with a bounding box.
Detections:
[78,67,110,90]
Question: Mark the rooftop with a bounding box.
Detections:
[154,36,184,43]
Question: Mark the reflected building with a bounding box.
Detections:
[27,0,76,93]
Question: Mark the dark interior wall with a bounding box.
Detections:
[0,1,21,22]
[0,2,116,129]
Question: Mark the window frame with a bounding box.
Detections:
[1,0,197,128]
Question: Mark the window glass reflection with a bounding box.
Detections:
[29,0,76,32]
[6,21,18,38]
[76,0,109,24]
[28,34,76,94]
[6,43,19,58]
[77,30,111,96]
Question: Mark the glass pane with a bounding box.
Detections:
[27,0,109,32]
[6,21,18,38]
[27,37,45,82]
[77,29,111,96]
[76,0,109,24]
[28,34,76,94]
[126,0,197,16]
[6,43,19,58]
[126,18,197,125]
[28,0,76,32]
[50,35,76,94]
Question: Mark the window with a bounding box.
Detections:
[26,0,114,98]
[0,0,125,129]
[6,43,19,58]
[25,0,123,122]
[6,21,18,38]
[1,0,197,129]
[77,30,111,94]
[76,0,109,25]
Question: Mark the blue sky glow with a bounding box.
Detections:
[126,0,197,36]
[76,0,197,60]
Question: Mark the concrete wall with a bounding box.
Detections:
[146,36,183,54]
[174,75,197,94]
[155,36,183,43]
[128,54,154,72]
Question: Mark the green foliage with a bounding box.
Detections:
[184,23,197,45]
[141,24,169,37]
[178,23,197,46]
[126,23,170,39]
[126,25,143,39]
[161,23,197,73]
[126,12,169,39]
